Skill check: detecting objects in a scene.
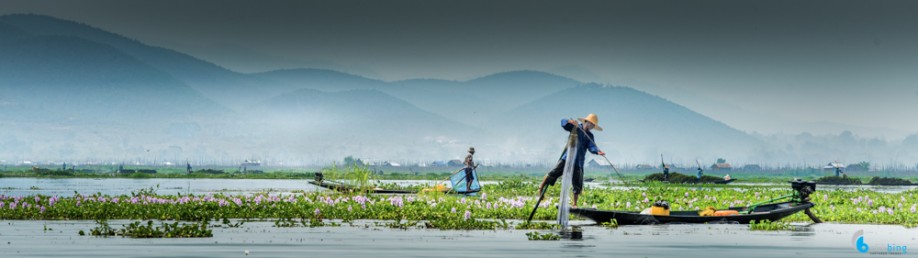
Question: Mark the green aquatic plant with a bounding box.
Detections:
[1,183,917,227]
[525,231,560,240]
[515,221,559,230]
[89,219,212,238]
[749,220,791,231]
[600,219,618,228]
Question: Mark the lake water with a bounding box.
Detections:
[0,220,914,257]
[1,178,914,198]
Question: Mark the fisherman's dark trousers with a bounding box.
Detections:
[544,159,583,195]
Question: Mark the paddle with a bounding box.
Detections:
[527,186,549,223]
[804,208,823,223]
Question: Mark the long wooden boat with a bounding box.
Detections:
[307,180,416,194]
[308,180,480,195]
[570,201,814,225]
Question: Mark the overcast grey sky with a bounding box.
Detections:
[3,0,917,138]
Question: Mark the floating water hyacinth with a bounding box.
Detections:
[464,210,471,220]
[911,205,916,213]
[314,208,321,216]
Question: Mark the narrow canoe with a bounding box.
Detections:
[570,201,814,225]
[308,180,480,195]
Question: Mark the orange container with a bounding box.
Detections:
[650,206,670,216]
[713,210,739,216]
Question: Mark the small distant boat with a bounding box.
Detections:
[307,180,415,194]
[307,171,481,195]
[715,178,737,184]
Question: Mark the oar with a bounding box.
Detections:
[804,208,823,223]
[527,185,549,223]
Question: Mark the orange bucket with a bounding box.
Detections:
[713,210,739,216]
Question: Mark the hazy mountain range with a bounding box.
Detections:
[1,14,916,168]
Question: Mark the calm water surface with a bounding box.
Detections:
[0,221,914,257]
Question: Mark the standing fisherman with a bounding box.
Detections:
[661,154,669,181]
[537,114,606,208]
[463,147,477,190]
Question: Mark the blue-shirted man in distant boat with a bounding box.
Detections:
[537,113,606,208]
[463,147,477,190]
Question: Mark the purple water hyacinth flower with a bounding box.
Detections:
[486,203,492,209]
[642,192,646,197]
[460,198,467,204]
[112,197,119,203]
[643,198,649,203]
[480,193,487,200]
[823,194,828,202]
[347,205,353,212]
[0,201,4,208]
[10,202,16,210]
[868,200,874,206]
[684,192,689,197]
[911,205,916,213]
[314,208,321,216]
[464,210,471,220]
[872,210,878,215]
[879,206,886,213]
[40,205,45,213]
[234,198,243,206]
[888,208,894,215]
[626,202,631,208]
[388,196,404,207]
[75,201,80,207]
[451,207,457,213]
